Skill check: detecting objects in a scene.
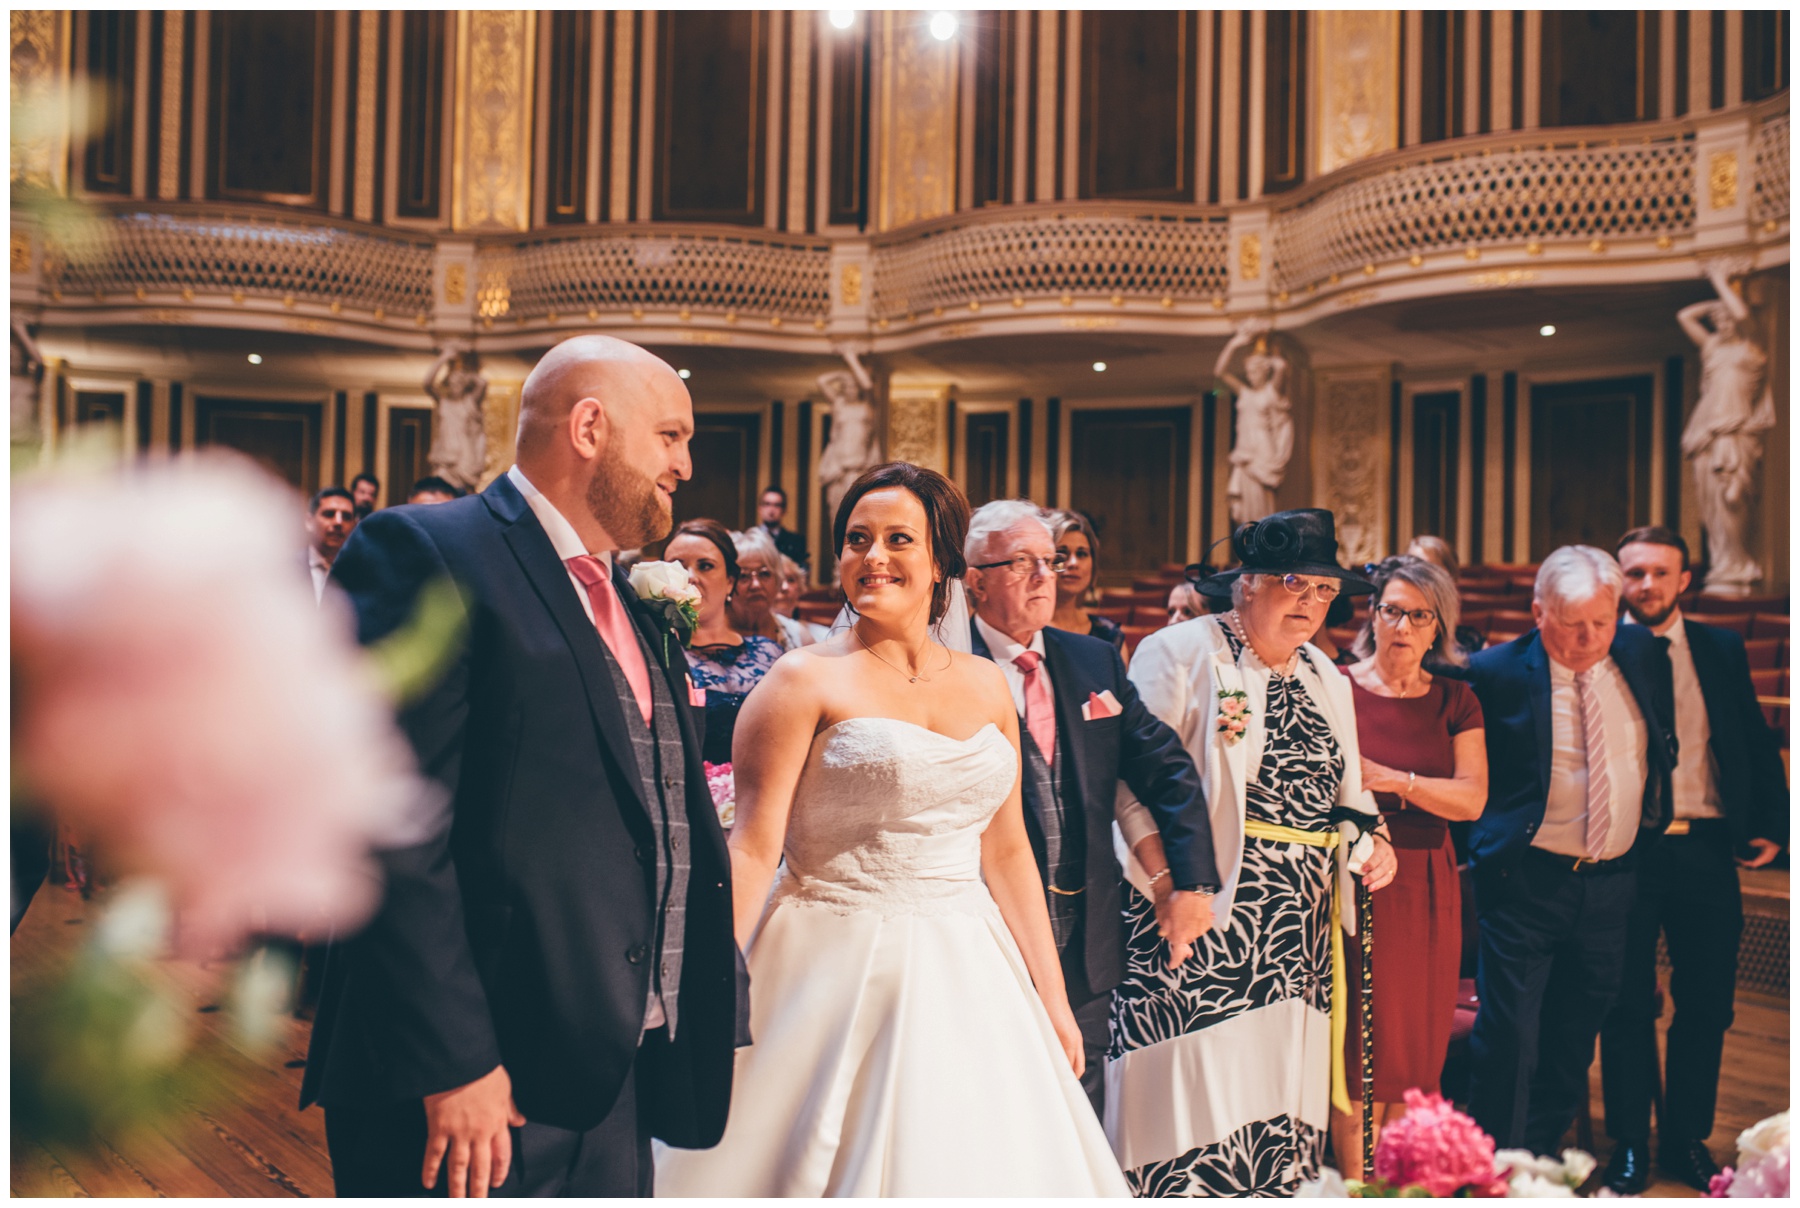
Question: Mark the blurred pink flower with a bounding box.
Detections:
[13,453,426,955]
[1711,1168,1737,1197]
[704,761,736,828]
[1374,1088,1499,1197]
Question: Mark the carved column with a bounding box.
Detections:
[10,11,70,198]
[452,11,536,233]
[1311,368,1392,567]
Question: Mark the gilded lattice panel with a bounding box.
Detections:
[1751,113,1789,228]
[1272,139,1697,292]
[870,211,1230,318]
[487,231,831,322]
[49,210,435,315]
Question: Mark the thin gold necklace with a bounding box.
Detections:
[853,623,941,684]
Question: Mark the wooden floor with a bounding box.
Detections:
[11,886,1791,1197]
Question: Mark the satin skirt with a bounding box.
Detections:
[653,888,1129,1197]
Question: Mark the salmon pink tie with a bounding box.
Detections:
[1013,650,1056,764]
[567,555,653,726]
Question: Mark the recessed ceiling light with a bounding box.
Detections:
[829,9,855,30]
[929,11,957,41]
[1539,324,1556,337]
[1092,361,1108,372]
[677,368,691,379]
[246,353,263,364]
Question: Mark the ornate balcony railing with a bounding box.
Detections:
[1269,128,1697,294]
[477,226,832,325]
[45,203,435,317]
[869,205,1231,319]
[1752,111,1789,229]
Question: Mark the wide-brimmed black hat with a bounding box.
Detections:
[1190,508,1376,599]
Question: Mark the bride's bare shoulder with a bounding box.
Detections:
[945,649,1012,704]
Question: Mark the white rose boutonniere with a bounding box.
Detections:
[628,560,701,666]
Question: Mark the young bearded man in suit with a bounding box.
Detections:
[757,485,810,570]
[962,499,1220,1116]
[1598,527,1788,1194]
[1462,545,1676,1157]
[302,335,743,1197]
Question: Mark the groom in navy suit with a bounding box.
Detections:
[963,499,1219,1116]
[302,336,742,1197]
[1463,545,1676,1157]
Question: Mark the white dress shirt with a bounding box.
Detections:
[509,465,664,1029]
[975,614,1053,717]
[1535,654,1649,861]
[507,465,612,622]
[1646,612,1724,820]
[308,546,332,604]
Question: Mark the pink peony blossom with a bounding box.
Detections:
[1728,1151,1789,1198]
[1373,1088,1498,1197]
[1227,718,1246,733]
[1710,1168,1737,1197]
[1221,698,1246,716]
[13,453,427,955]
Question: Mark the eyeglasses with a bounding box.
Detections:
[739,568,779,584]
[1374,602,1439,629]
[974,553,1069,578]
[1278,574,1341,603]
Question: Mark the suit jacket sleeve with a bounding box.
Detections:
[1721,632,1790,847]
[330,511,505,1099]
[1113,642,1221,891]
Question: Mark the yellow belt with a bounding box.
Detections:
[1242,819,1352,1115]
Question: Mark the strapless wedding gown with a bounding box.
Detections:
[654,717,1129,1197]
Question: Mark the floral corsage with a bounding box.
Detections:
[627,560,701,666]
[1216,689,1251,744]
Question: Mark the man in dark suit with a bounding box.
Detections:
[963,499,1219,1116]
[1598,527,1788,1193]
[1462,545,1676,1157]
[756,485,810,569]
[302,335,741,1197]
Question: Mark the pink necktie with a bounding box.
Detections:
[567,555,654,727]
[1013,650,1056,764]
[1576,666,1612,860]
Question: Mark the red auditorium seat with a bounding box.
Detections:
[1750,613,1792,640]
[1120,625,1156,656]
[1744,639,1785,670]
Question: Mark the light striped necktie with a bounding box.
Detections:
[1576,665,1612,860]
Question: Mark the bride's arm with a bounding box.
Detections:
[975,678,1086,1078]
[724,656,822,949]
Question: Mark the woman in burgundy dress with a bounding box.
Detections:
[1332,555,1489,1178]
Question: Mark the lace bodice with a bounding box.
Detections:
[770,717,1016,917]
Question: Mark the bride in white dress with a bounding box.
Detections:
[655,463,1128,1197]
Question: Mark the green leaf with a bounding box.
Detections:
[366,577,469,705]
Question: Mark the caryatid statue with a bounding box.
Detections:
[815,348,879,529]
[1678,262,1775,596]
[1215,318,1294,525]
[424,345,489,493]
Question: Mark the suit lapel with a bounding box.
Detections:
[1684,621,1729,751]
[1524,634,1554,802]
[1041,630,1091,811]
[496,496,651,823]
[1611,630,1670,771]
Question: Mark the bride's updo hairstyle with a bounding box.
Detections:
[833,462,971,625]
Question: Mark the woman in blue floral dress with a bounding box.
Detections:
[665,518,784,766]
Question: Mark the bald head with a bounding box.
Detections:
[516,335,683,459]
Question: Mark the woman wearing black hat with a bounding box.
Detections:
[1103,509,1397,1196]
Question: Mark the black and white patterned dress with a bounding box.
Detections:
[1109,624,1344,1197]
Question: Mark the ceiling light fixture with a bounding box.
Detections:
[1539,324,1556,337]
[929,11,957,41]
[1092,361,1108,373]
[828,9,855,31]
[247,353,263,364]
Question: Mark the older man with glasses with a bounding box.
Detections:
[962,498,1219,1120]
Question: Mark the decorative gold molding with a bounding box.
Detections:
[840,263,863,307]
[1311,10,1400,177]
[353,10,380,221]
[11,10,69,194]
[452,11,536,232]
[443,262,468,305]
[874,11,958,231]
[1238,233,1262,281]
[11,231,32,273]
[1314,372,1388,566]
[887,389,945,469]
[1469,269,1539,288]
[160,12,184,198]
[1061,316,1119,330]
[1708,149,1740,210]
[480,380,519,489]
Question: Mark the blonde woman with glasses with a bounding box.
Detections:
[1332,554,1488,1178]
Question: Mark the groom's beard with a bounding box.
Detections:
[587,443,672,548]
